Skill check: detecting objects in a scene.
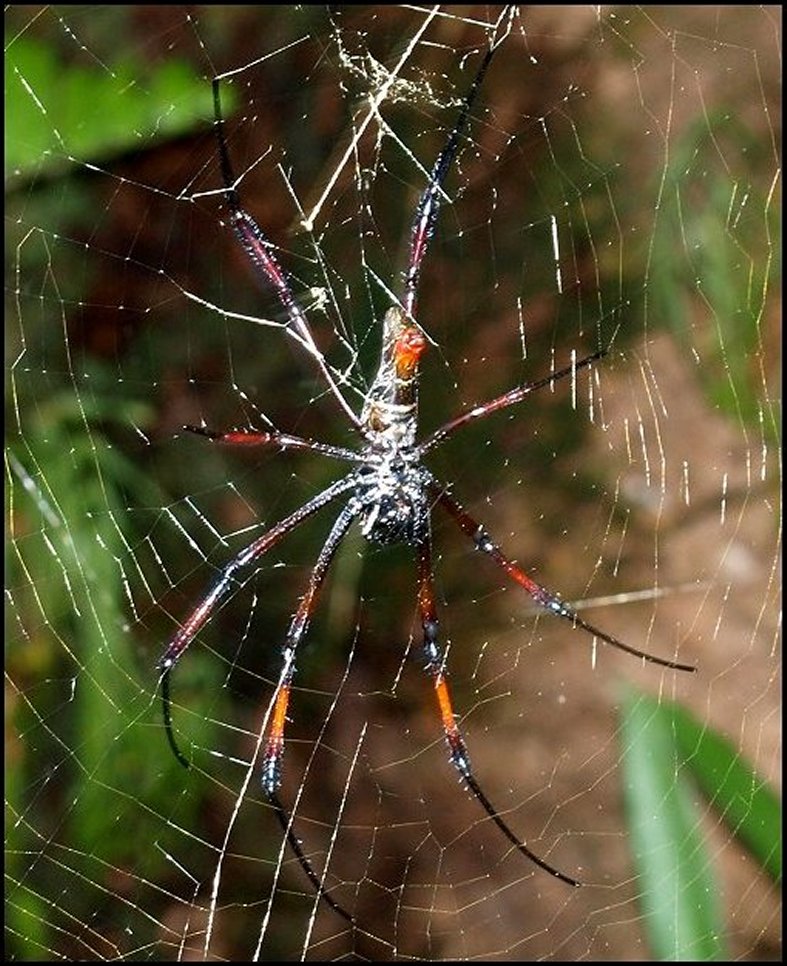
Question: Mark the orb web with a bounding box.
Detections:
[6,6,780,961]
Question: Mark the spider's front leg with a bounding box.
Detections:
[211,78,360,429]
[182,423,361,463]
[415,524,580,886]
[402,6,513,318]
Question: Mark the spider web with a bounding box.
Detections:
[6,5,781,961]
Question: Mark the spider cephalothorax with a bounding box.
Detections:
[158,10,694,926]
[361,306,425,445]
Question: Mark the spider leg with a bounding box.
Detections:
[157,474,355,765]
[418,349,607,455]
[183,423,363,463]
[261,501,359,924]
[415,524,580,887]
[268,791,355,926]
[430,480,696,673]
[403,10,510,318]
[211,79,361,428]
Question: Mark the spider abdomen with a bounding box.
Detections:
[356,457,428,546]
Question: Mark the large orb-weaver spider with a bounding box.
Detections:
[158,12,695,925]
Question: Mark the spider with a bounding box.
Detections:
[158,20,695,925]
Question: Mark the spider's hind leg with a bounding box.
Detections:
[269,791,356,927]
[414,525,580,887]
[430,480,696,673]
[258,501,360,925]
[156,476,356,771]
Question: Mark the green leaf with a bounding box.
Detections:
[6,36,217,182]
[619,689,727,961]
[668,700,781,884]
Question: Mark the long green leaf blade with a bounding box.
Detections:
[620,690,727,961]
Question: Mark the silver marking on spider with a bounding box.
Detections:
[473,525,495,553]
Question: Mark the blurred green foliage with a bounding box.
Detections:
[647,113,780,435]
[6,35,215,181]
[6,26,224,957]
